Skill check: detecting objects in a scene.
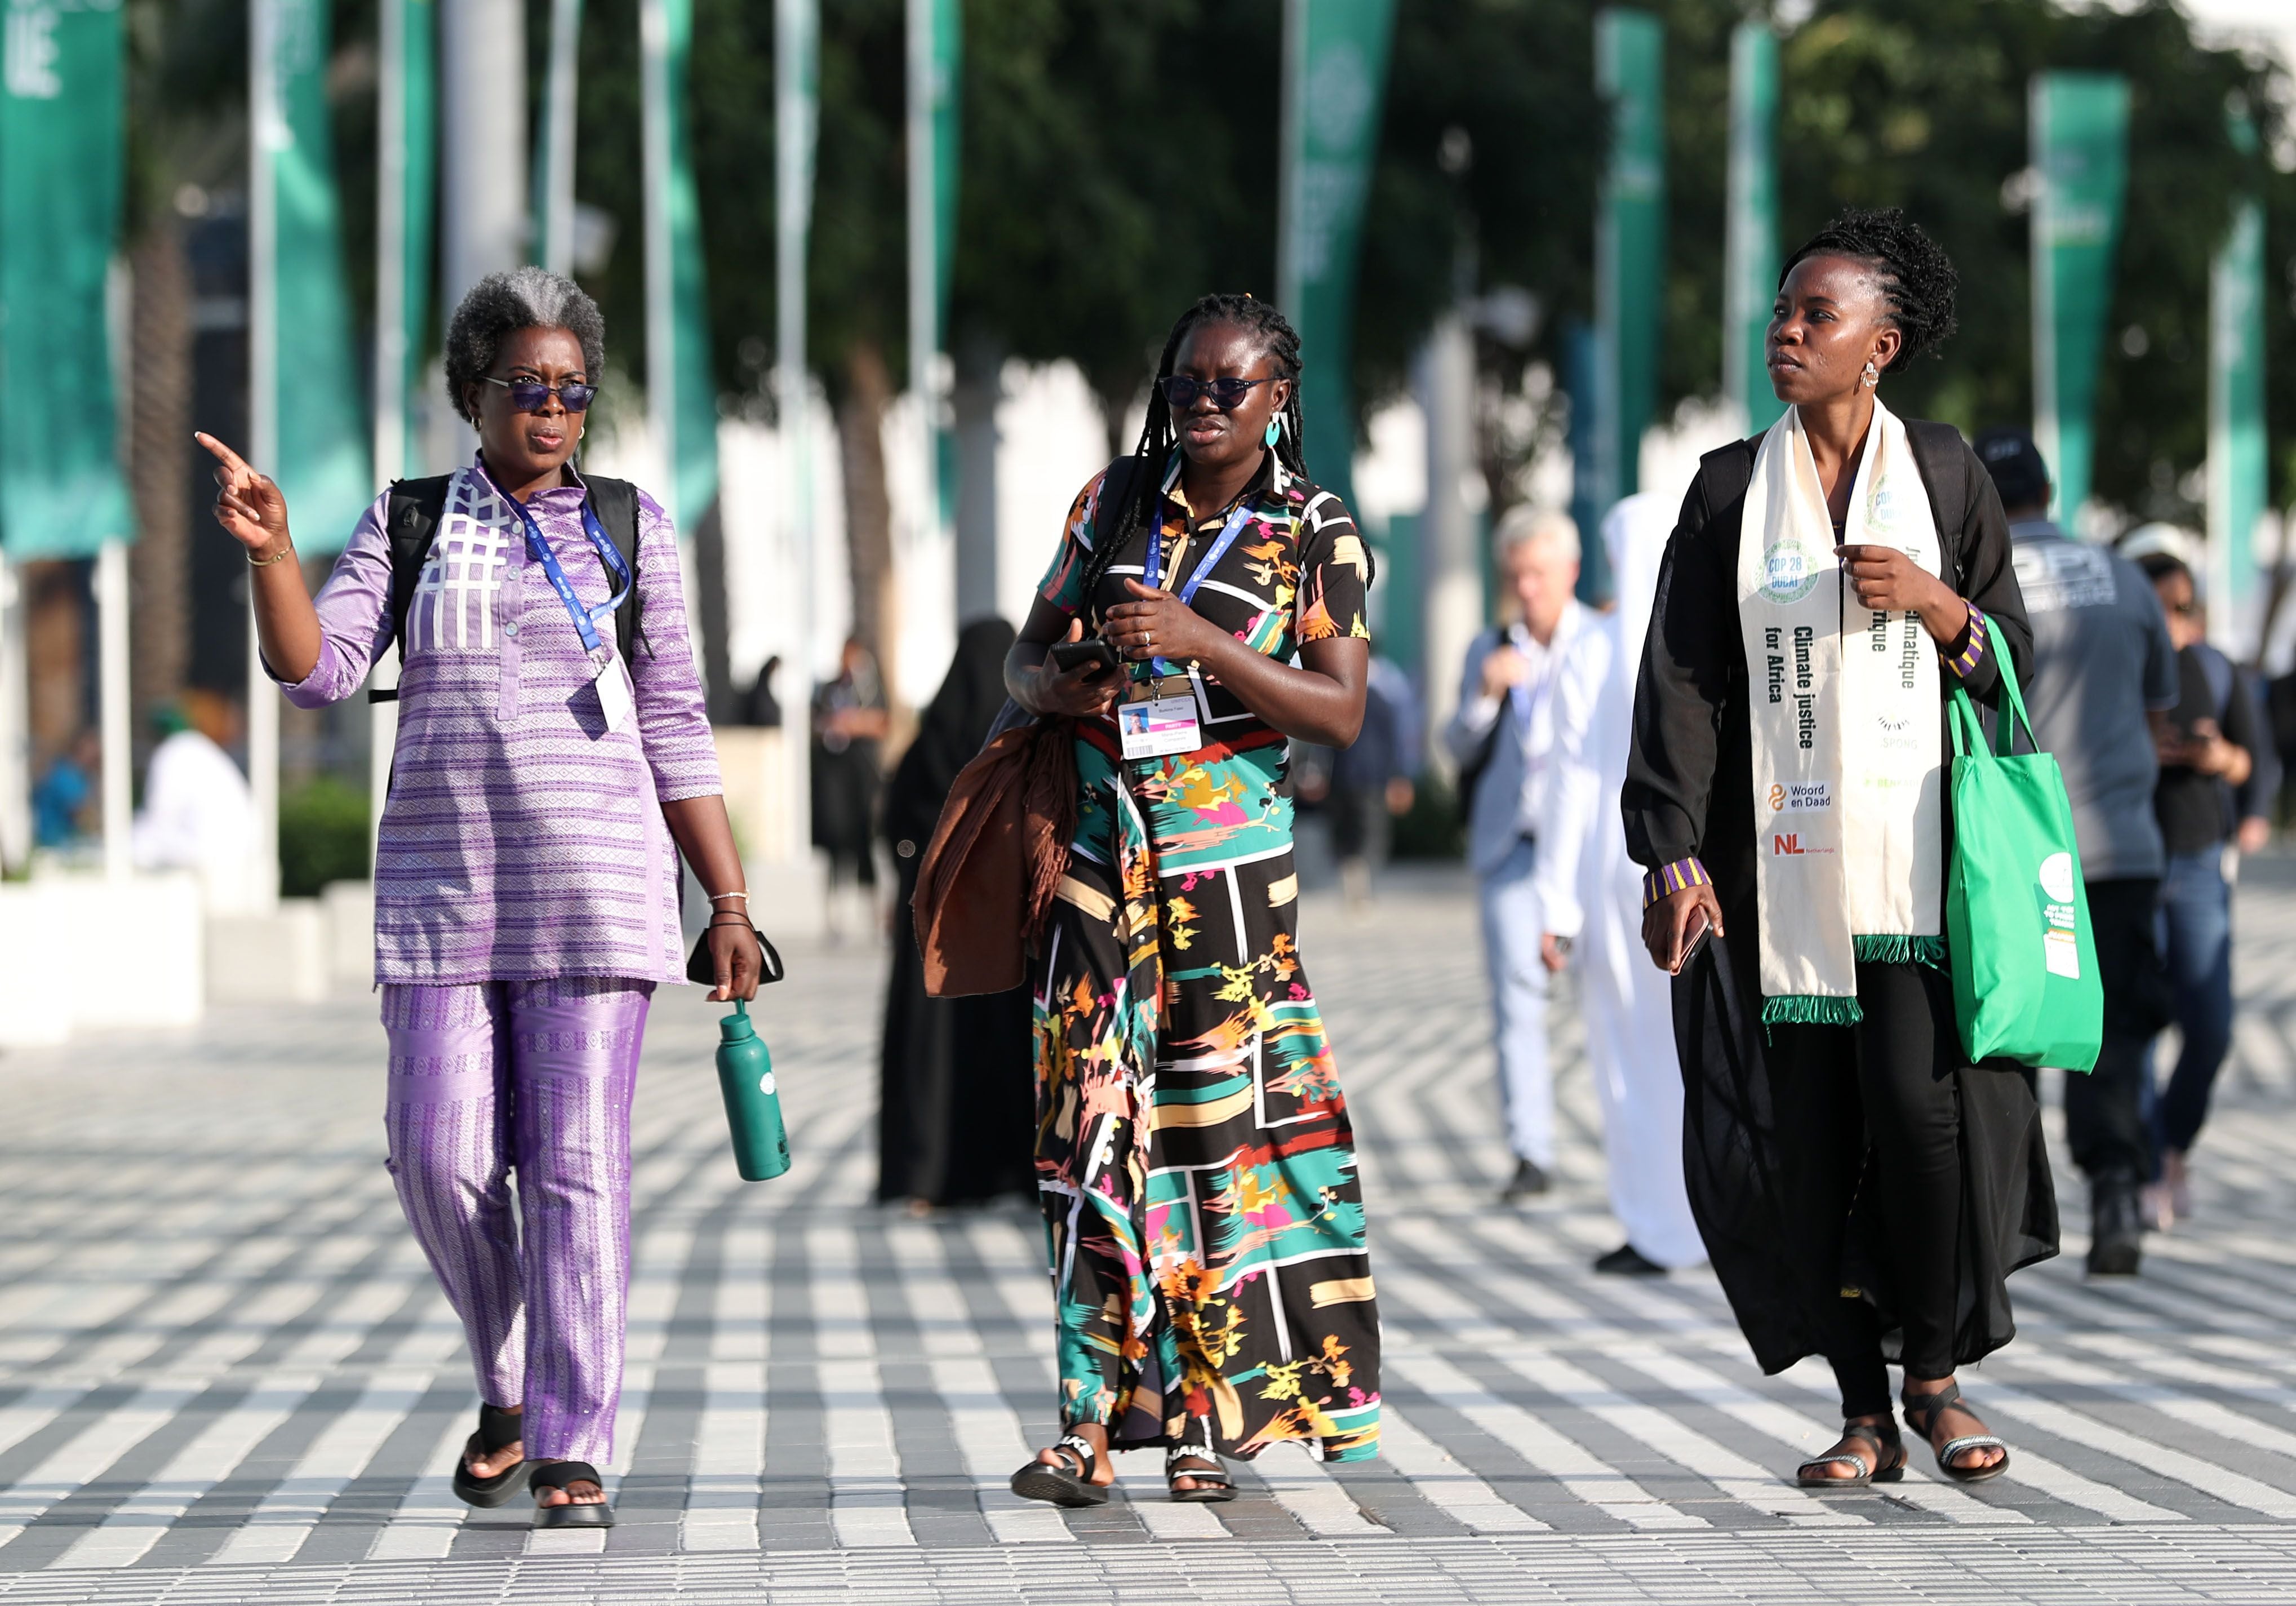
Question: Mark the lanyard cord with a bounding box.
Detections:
[1139,461,1260,677]
[477,459,633,660]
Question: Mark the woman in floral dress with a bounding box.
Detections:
[1002,295,1381,1505]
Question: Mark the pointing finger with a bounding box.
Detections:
[194,433,254,477]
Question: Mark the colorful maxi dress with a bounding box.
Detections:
[1032,452,1381,1463]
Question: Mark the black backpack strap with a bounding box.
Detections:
[1904,419,1974,588]
[370,474,454,703]
[580,474,645,661]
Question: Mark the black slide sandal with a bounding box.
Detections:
[450,1403,529,1509]
[529,1460,615,1528]
[1165,1446,1238,1503]
[1902,1381,2010,1484]
[1009,1434,1110,1507]
[1795,1419,1905,1488]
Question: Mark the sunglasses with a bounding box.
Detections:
[483,375,597,412]
[1158,374,1281,411]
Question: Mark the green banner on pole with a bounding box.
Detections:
[644,0,717,527]
[904,0,958,549]
[265,0,370,551]
[0,0,131,559]
[1277,0,1396,515]
[2029,71,2128,529]
[1725,20,1782,436]
[376,0,434,482]
[1596,7,1663,525]
[2208,108,2266,655]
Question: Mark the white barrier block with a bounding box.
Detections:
[207,900,328,1004]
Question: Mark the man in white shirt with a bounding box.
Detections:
[1553,494,1706,1273]
[1445,507,1598,1202]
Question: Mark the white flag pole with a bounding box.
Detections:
[775,0,816,863]
[538,0,583,275]
[247,0,281,911]
[96,539,130,881]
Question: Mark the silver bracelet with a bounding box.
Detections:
[709,891,748,903]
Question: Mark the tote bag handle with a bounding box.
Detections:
[1947,625,2038,762]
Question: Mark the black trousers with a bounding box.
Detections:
[2062,877,2166,1186]
[1769,961,1962,1416]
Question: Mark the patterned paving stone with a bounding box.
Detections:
[0,859,2293,1600]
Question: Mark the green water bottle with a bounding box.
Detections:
[715,1000,791,1181]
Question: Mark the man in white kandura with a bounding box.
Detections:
[1546,494,1706,1274]
[1446,507,1598,1203]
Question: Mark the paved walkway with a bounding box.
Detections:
[1,860,2294,1602]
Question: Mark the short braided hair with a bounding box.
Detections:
[1078,294,1308,613]
[443,267,607,422]
[1780,207,1959,370]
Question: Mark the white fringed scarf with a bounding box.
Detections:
[1737,398,1946,1027]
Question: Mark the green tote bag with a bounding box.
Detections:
[1944,651,2103,1072]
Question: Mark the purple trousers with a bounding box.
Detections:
[381,977,651,1462]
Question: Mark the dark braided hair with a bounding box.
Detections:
[1076,294,1308,618]
[1779,206,1959,371]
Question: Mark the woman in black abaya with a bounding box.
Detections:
[1626,210,2057,1489]
[877,618,1035,1209]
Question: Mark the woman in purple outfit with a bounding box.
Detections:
[198,267,762,1530]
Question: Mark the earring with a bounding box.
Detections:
[1264,419,1281,448]
[1862,361,1880,388]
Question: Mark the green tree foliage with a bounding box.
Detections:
[1766,0,2285,525]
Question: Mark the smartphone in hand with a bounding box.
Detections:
[1050,637,1121,678]
[1671,904,1713,976]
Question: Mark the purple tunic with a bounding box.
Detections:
[279,459,722,986]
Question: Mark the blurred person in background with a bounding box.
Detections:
[1444,505,1594,1204]
[132,691,255,910]
[877,618,1033,1212]
[1545,492,1704,1276]
[197,267,762,1530]
[1978,429,2177,1275]
[742,654,784,727]
[32,729,100,849]
[1002,294,1382,1505]
[1329,654,1419,910]
[2134,552,2257,1231]
[812,637,888,939]
[1631,211,2045,1488]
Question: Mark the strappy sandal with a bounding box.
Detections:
[1795,1417,1905,1488]
[529,1459,615,1528]
[1902,1380,2010,1484]
[1166,1445,1238,1503]
[449,1403,528,1509]
[1008,1432,1111,1507]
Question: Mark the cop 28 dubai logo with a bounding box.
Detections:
[1761,539,1820,604]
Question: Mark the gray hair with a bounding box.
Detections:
[443,267,607,423]
[1494,503,1581,565]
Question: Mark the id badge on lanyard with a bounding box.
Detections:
[484,462,637,732]
[1116,490,1254,761]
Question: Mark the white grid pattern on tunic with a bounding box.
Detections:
[411,485,515,654]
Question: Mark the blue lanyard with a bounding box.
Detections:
[1140,483,1259,678]
[479,460,632,660]
[1144,495,1258,604]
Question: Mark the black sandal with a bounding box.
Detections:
[1166,1445,1237,1503]
[1795,1417,1905,1488]
[449,1403,528,1509]
[1902,1380,2010,1484]
[529,1459,615,1528]
[1009,1432,1110,1508]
